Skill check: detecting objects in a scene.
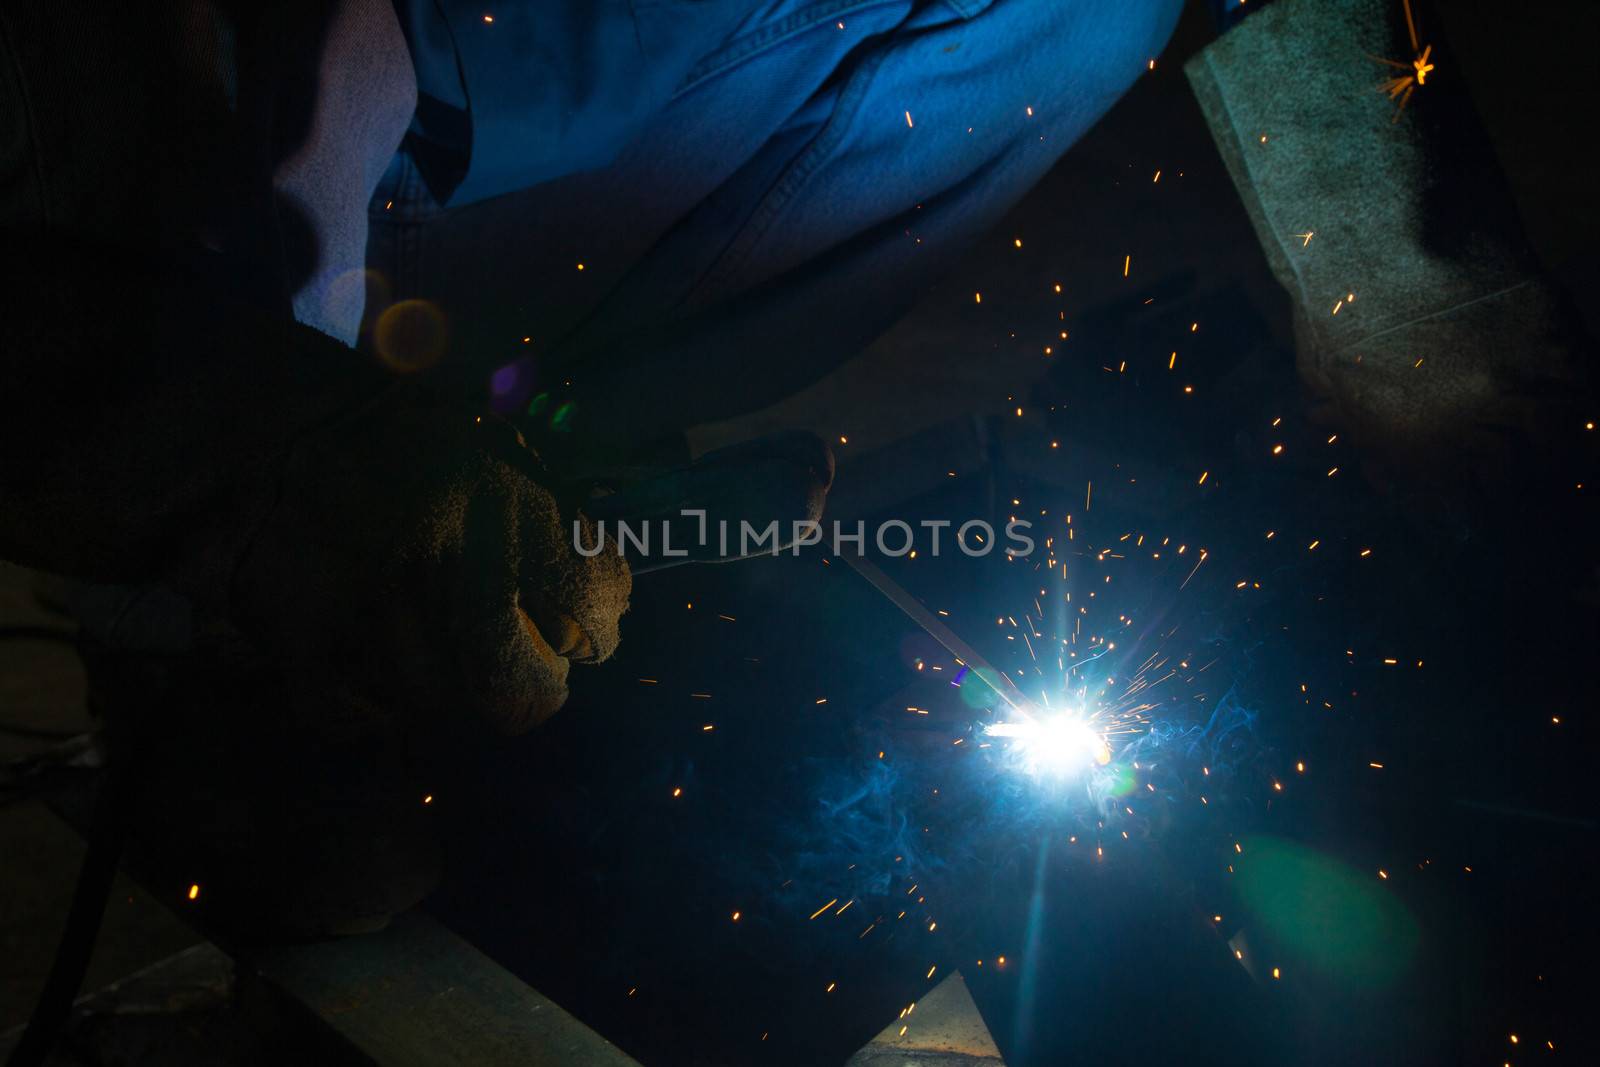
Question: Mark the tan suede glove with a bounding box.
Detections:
[231,385,631,738]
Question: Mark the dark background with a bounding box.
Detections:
[425,3,1600,1064]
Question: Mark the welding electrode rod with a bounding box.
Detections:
[837,551,1025,711]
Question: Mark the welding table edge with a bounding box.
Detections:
[245,909,642,1067]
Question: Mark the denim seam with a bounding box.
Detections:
[685,43,892,305]
[388,155,424,300]
[403,160,426,300]
[675,0,907,97]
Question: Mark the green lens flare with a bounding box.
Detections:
[1234,835,1418,989]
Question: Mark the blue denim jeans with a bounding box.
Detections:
[368,0,1181,455]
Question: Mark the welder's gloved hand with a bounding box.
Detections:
[232,385,631,738]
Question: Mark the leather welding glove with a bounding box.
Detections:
[230,384,631,739]
[1186,0,1590,484]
